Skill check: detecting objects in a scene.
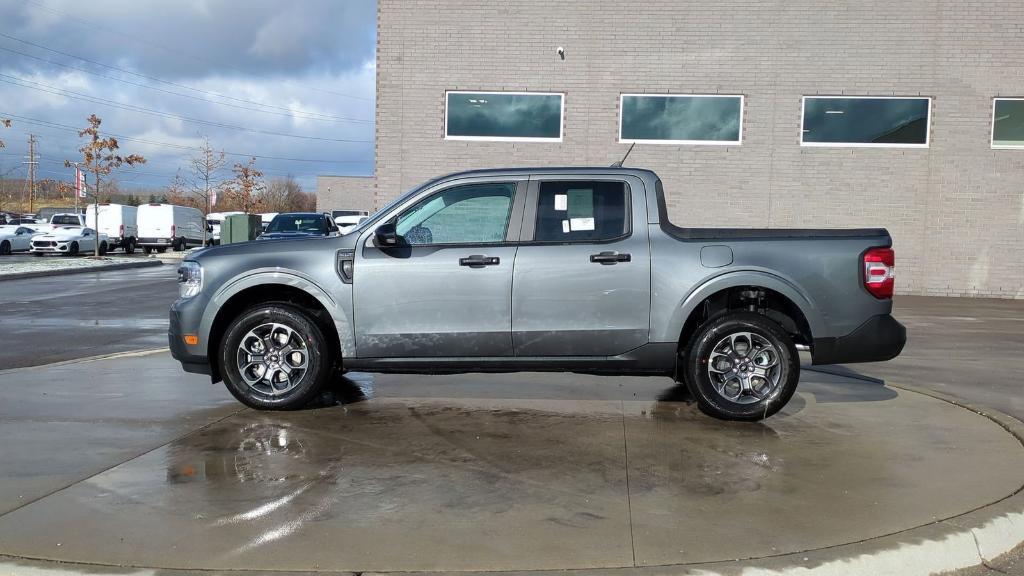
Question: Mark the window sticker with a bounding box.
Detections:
[566,189,594,219]
[569,217,595,231]
[554,194,567,211]
[562,219,570,233]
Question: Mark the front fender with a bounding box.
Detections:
[660,269,825,343]
[196,268,354,358]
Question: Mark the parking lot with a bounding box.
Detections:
[0,268,1022,575]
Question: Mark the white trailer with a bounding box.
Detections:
[85,203,139,253]
[137,203,205,253]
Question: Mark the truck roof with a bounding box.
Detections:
[434,166,658,180]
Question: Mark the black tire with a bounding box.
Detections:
[172,238,183,252]
[124,238,135,254]
[156,247,166,253]
[683,312,799,421]
[220,303,332,410]
[98,241,108,256]
[143,246,152,255]
[68,241,79,256]
[0,241,9,256]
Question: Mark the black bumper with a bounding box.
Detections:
[812,314,906,365]
[168,308,212,375]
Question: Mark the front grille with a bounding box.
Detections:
[33,241,56,247]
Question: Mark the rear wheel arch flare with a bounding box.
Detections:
[677,285,814,353]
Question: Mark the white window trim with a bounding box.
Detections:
[617,93,744,145]
[444,90,564,142]
[800,95,932,148]
[991,97,1024,149]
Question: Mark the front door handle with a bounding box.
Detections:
[590,251,631,265]
[459,254,500,267]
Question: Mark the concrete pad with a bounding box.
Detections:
[0,352,1021,574]
[0,399,635,572]
[0,351,241,515]
[623,376,1024,565]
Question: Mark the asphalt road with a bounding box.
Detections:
[0,264,178,369]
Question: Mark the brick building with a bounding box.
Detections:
[318,0,1024,298]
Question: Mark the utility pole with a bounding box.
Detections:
[24,134,37,214]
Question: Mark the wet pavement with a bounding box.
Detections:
[0,264,177,369]
[860,295,1024,422]
[0,352,1021,573]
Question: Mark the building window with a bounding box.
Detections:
[801,96,931,147]
[619,94,743,145]
[445,91,563,142]
[992,98,1024,148]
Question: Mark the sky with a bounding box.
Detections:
[0,0,376,192]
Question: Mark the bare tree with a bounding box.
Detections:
[66,115,146,256]
[165,170,200,209]
[0,119,9,149]
[223,157,266,214]
[189,137,227,245]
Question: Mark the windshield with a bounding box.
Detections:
[265,215,326,234]
[51,215,80,225]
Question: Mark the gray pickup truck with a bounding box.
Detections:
[170,167,905,420]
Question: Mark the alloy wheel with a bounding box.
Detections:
[236,322,310,397]
[706,331,783,404]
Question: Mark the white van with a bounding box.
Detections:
[85,203,138,253]
[137,203,205,253]
[205,211,244,246]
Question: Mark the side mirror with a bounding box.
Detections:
[374,222,399,247]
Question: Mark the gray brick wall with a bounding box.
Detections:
[337,0,1024,299]
[316,175,375,213]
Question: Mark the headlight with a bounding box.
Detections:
[177,261,203,299]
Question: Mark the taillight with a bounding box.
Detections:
[863,247,895,299]
[119,224,124,238]
[170,224,176,239]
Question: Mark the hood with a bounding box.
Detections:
[191,233,355,264]
[256,231,324,240]
[37,228,103,241]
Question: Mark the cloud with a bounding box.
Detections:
[0,0,376,192]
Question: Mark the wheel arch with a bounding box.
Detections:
[672,271,822,354]
[204,275,344,383]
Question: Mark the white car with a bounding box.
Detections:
[30,226,109,256]
[0,225,39,255]
[333,214,369,234]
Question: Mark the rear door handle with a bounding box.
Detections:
[459,254,500,267]
[590,251,631,265]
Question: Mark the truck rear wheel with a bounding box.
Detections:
[220,303,331,410]
[683,312,799,421]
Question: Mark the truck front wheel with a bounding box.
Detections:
[220,303,331,410]
[683,312,799,421]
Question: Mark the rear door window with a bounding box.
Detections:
[534,181,630,242]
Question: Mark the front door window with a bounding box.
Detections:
[396,182,515,245]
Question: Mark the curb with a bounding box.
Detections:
[0,259,162,281]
